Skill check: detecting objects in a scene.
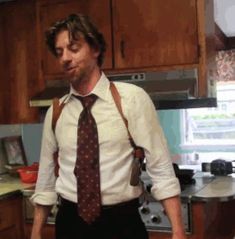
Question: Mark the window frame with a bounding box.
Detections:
[180,107,235,151]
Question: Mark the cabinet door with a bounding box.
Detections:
[0,1,40,124]
[112,0,198,69]
[0,196,24,239]
[38,0,112,80]
[0,227,18,239]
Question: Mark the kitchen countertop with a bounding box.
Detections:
[191,172,235,202]
[180,171,235,202]
[142,171,235,202]
[0,173,34,200]
[1,172,235,202]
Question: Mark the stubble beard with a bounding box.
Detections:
[69,66,93,92]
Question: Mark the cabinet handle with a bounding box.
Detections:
[120,40,125,59]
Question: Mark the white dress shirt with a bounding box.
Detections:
[31,72,180,206]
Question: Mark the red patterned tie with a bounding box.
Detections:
[73,94,101,224]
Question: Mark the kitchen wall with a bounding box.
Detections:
[0,108,234,165]
[0,125,21,137]
[158,110,181,154]
[0,110,181,165]
[21,124,43,164]
[0,124,42,165]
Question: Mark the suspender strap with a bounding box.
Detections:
[110,82,145,160]
[109,82,134,144]
[51,97,66,177]
[52,98,66,132]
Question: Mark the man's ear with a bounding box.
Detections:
[93,47,100,58]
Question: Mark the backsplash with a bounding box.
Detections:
[0,110,180,165]
[21,124,43,165]
[1,107,234,166]
[0,125,21,137]
[0,124,42,165]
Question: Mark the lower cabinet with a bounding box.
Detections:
[0,195,24,239]
[148,200,235,239]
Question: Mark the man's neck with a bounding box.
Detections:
[72,67,101,95]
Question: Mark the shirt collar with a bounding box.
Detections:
[67,72,111,103]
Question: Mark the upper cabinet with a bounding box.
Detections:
[37,0,113,81]
[0,1,42,124]
[112,0,198,69]
[37,0,215,98]
[0,0,215,123]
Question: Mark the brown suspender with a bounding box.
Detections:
[110,83,145,185]
[52,98,65,133]
[51,97,66,177]
[51,82,145,184]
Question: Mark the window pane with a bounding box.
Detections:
[185,81,235,144]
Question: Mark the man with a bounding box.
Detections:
[31,13,186,239]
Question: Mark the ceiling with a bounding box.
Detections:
[214,0,235,37]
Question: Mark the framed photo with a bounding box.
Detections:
[2,136,27,166]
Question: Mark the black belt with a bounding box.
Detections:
[59,196,140,212]
[102,198,140,210]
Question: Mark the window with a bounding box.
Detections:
[181,81,235,150]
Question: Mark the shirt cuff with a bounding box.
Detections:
[151,177,181,201]
[30,191,58,206]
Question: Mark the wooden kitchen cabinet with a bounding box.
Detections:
[112,0,215,98]
[0,195,24,239]
[112,0,198,69]
[37,0,215,98]
[37,0,113,81]
[0,0,215,123]
[0,1,43,124]
[148,200,235,239]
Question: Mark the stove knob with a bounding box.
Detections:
[146,184,152,193]
[151,215,161,224]
[139,206,150,214]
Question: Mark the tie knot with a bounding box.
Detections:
[75,94,97,109]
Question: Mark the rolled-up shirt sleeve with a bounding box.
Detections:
[30,106,58,206]
[126,86,180,201]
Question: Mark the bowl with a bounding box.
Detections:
[17,163,39,184]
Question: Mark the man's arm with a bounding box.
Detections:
[30,204,52,239]
[161,196,187,239]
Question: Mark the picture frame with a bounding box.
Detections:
[2,136,27,166]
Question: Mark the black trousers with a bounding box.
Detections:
[55,197,149,239]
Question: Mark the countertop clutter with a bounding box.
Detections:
[0,174,34,200]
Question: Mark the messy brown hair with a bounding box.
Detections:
[45,13,106,67]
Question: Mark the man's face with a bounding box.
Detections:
[55,30,99,86]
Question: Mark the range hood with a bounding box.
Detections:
[30,69,217,110]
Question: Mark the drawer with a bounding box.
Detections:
[0,202,14,231]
